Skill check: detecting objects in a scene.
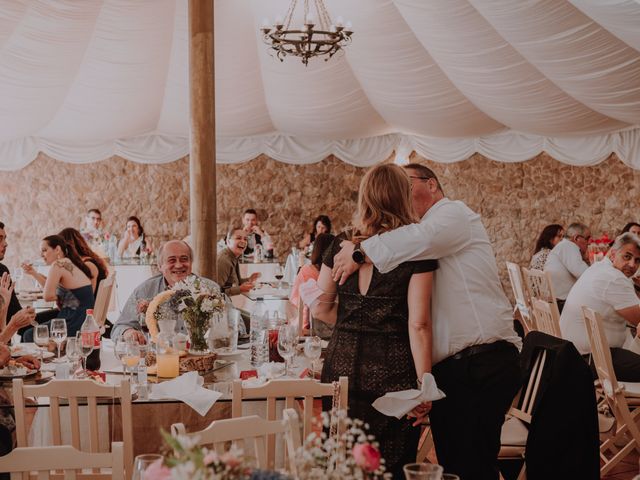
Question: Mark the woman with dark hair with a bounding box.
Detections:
[59,227,108,294]
[530,224,565,270]
[621,222,640,236]
[21,235,94,340]
[289,233,336,337]
[117,216,146,258]
[298,215,331,249]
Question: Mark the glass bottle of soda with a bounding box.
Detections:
[80,309,101,371]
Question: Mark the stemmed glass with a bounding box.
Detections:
[304,336,322,379]
[274,265,284,289]
[66,336,82,378]
[50,319,67,363]
[79,331,94,376]
[132,454,163,480]
[277,324,297,377]
[13,267,23,291]
[115,337,140,381]
[34,325,49,364]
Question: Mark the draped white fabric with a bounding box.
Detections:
[0,0,639,170]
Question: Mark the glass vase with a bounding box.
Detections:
[184,312,210,355]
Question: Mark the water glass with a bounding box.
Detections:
[132,454,163,480]
[277,324,297,377]
[66,336,82,377]
[304,335,322,378]
[34,325,49,363]
[403,463,444,480]
[50,319,67,363]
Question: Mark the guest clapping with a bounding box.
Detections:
[299,215,332,249]
[0,272,35,343]
[59,228,108,294]
[118,216,146,258]
[21,235,94,341]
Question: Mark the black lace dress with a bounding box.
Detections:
[321,240,438,477]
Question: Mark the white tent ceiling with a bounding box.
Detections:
[1,0,639,171]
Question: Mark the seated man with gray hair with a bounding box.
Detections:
[111,239,220,344]
[544,222,591,312]
[560,232,640,381]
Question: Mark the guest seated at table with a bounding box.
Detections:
[298,215,332,250]
[529,224,564,270]
[112,240,220,343]
[217,226,261,296]
[0,273,36,344]
[560,232,640,381]
[0,222,22,323]
[290,233,335,338]
[21,235,94,341]
[544,222,591,312]
[117,216,147,258]
[59,228,108,294]
[241,209,271,256]
[81,208,109,243]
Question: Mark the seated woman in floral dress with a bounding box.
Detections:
[22,235,94,341]
[530,224,564,270]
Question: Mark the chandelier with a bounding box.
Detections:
[260,0,353,66]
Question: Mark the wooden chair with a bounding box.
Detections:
[231,376,348,468]
[530,298,562,337]
[93,274,115,327]
[171,408,301,476]
[0,442,124,480]
[522,268,558,305]
[582,307,640,476]
[12,378,133,480]
[499,346,549,480]
[506,262,535,333]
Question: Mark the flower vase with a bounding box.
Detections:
[184,311,210,355]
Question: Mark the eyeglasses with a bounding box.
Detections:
[576,235,592,242]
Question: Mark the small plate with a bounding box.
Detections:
[0,367,38,379]
[11,347,54,360]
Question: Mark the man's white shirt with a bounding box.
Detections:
[362,198,521,365]
[560,258,639,354]
[544,239,588,300]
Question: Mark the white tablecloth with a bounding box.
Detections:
[239,262,281,283]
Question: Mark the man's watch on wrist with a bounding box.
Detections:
[352,244,366,265]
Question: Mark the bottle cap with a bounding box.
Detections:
[86,309,94,314]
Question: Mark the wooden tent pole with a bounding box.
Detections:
[188,0,216,281]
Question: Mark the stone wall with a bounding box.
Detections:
[1,151,639,300]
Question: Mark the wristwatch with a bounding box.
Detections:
[352,244,366,264]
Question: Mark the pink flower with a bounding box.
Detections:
[352,443,381,472]
[203,451,219,466]
[220,451,241,468]
[143,458,171,480]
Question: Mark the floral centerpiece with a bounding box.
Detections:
[146,431,287,480]
[171,275,225,355]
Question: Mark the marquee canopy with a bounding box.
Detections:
[1,0,639,170]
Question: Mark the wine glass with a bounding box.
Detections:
[274,265,284,289]
[304,335,322,379]
[34,325,49,363]
[113,336,129,376]
[66,336,82,377]
[277,324,297,377]
[79,331,94,376]
[123,339,141,381]
[132,454,163,480]
[50,319,67,363]
[12,267,23,291]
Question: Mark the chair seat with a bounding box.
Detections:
[500,416,528,447]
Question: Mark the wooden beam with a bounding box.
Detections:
[188,0,216,281]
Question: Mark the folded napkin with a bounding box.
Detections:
[149,371,222,416]
[372,373,446,419]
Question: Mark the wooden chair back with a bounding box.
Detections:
[231,376,348,468]
[582,306,640,476]
[506,262,535,333]
[171,409,301,476]
[93,274,115,327]
[522,268,558,304]
[12,378,133,480]
[0,442,124,480]
[531,298,562,337]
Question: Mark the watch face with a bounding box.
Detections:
[352,248,365,264]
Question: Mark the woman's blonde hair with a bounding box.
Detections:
[353,164,417,240]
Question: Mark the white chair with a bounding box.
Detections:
[506,262,535,333]
[582,306,640,477]
[530,298,562,338]
[93,274,115,327]
[0,442,124,480]
[522,268,559,306]
[171,408,301,476]
[12,378,133,479]
[231,377,348,468]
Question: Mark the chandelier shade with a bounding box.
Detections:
[260,0,353,66]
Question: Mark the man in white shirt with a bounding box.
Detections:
[332,163,522,480]
[543,223,590,312]
[560,232,640,381]
[241,209,272,257]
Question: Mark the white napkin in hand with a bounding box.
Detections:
[372,373,445,419]
[149,371,222,416]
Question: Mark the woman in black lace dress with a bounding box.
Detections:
[312,164,437,478]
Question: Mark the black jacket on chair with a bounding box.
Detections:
[521,331,599,480]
